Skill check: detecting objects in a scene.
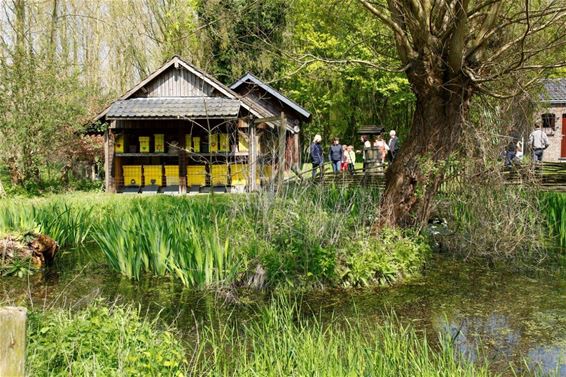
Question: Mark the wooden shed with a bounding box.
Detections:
[92,56,311,194]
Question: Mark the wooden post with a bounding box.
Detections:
[179,126,187,194]
[248,118,258,191]
[104,125,116,193]
[0,307,27,377]
[293,132,300,171]
[276,112,286,192]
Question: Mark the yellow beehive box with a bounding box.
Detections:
[114,134,124,153]
[238,136,248,152]
[164,165,179,186]
[211,165,228,185]
[144,165,163,186]
[219,133,229,152]
[139,136,150,153]
[259,165,273,181]
[209,134,219,152]
[231,164,248,185]
[154,134,164,153]
[123,165,142,186]
[187,165,206,186]
[193,136,200,153]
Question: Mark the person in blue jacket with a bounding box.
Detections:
[329,138,343,173]
[311,134,323,178]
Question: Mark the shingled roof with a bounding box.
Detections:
[106,97,241,119]
[230,72,311,120]
[541,78,566,104]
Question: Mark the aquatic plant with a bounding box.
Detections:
[92,198,239,287]
[27,303,187,376]
[188,297,492,376]
[541,192,566,250]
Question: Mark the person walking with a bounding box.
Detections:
[360,135,372,172]
[310,134,323,178]
[529,121,549,163]
[373,134,389,164]
[329,138,343,173]
[388,130,399,162]
[346,145,356,175]
[341,145,348,171]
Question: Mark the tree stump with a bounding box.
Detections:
[0,307,27,377]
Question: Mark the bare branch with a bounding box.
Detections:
[359,0,417,62]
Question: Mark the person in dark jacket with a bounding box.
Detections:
[387,130,399,162]
[310,134,323,178]
[329,138,343,173]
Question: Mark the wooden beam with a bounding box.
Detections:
[248,118,258,191]
[104,124,116,193]
[179,127,187,194]
[293,133,300,171]
[277,112,286,191]
[254,116,281,124]
[0,307,27,377]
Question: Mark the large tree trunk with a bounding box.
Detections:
[379,77,473,228]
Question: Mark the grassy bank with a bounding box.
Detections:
[0,187,429,288]
[27,299,493,377]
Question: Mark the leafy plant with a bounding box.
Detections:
[27,302,187,376]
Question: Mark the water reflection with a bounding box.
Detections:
[0,252,565,375]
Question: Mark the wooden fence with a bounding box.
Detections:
[286,161,566,192]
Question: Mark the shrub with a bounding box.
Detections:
[27,303,187,376]
[338,228,431,287]
[437,185,547,261]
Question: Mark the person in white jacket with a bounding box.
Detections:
[529,121,549,162]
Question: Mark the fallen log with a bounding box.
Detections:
[0,232,59,269]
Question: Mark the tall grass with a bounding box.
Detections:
[188,297,492,376]
[0,188,429,288]
[92,199,239,287]
[26,298,500,376]
[540,192,566,250]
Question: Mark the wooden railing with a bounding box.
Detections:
[286,161,566,192]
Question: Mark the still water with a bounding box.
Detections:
[1,251,564,376]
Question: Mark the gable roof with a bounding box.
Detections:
[541,78,566,104]
[230,72,311,120]
[91,56,300,133]
[106,97,241,119]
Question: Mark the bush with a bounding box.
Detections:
[27,303,187,376]
[338,228,431,287]
[437,185,547,262]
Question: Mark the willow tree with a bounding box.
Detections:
[358,0,566,227]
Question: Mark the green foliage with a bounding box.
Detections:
[281,0,414,145]
[189,296,491,376]
[0,256,37,278]
[0,189,430,288]
[540,192,566,250]
[229,185,383,286]
[27,303,187,376]
[438,185,548,261]
[338,228,431,287]
[92,198,239,287]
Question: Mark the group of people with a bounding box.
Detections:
[505,120,550,167]
[310,130,399,177]
[360,130,399,164]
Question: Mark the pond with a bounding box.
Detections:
[1,249,564,376]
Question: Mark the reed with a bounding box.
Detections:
[188,297,492,376]
[540,192,566,250]
[91,198,240,287]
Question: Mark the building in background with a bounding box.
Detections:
[91,56,310,194]
[539,79,566,161]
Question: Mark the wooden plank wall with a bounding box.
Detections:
[139,67,215,97]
